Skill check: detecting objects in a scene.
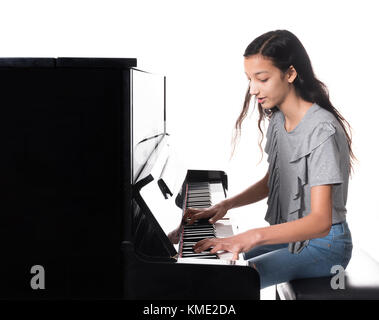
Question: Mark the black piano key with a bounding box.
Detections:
[187,201,210,205]
[182,243,201,248]
[183,220,211,226]
[183,236,214,241]
[183,224,214,229]
[183,230,214,235]
[182,247,212,253]
[187,191,209,195]
[187,193,210,197]
[187,190,210,195]
[187,199,211,204]
[183,228,214,233]
[183,235,214,240]
[181,251,214,256]
[188,183,208,187]
[187,218,212,225]
[183,227,214,232]
[186,205,211,209]
[186,203,211,206]
[187,197,210,201]
[183,235,213,240]
[182,244,203,248]
[183,226,215,232]
[183,231,214,236]
[183,228,214,232]
[181,246,216,252]
[187,188,210,193]
[181,253,218,258]
[187,201,212,207]
[187,199,210,204]
[190,188,209,191]
[186,206,211,210]
[187,196,210,201]
[189,255,219,259]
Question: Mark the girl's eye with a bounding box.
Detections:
[260,79,268,82]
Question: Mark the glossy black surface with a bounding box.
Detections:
[0,58,135,299]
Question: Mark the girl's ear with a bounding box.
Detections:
[287,65,298,83]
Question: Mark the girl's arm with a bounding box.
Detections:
[184,171,269,224]
[223,170,270,210]
[253,185,332,245]
[194,185,333,260]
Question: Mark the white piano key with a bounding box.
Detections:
[177,257,249,266]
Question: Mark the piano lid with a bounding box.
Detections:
[0,57,137,69]
[56,57,137,69]
[0,58,55,68]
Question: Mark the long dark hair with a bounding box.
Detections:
[232,29,357,175]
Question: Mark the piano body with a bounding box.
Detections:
[0,58,260,299]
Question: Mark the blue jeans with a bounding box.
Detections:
[243,221,353,289]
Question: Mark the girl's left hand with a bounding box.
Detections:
[193,230,260,261]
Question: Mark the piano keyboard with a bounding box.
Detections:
[180,182,218,259]
[178,181,246,265]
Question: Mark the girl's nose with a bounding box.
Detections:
[249,81,259,96]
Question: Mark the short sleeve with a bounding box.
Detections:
[264,111,280,156]
[308,134,344,187]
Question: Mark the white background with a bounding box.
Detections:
[3,0,378,298]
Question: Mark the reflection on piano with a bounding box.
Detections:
[0,57,260,299]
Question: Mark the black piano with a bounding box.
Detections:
[0,57,260,299]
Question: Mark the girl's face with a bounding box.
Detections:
[244,54,293,110]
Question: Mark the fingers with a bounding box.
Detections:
[209,244,223,254]
[208,212,222,224]
[193,238,242,261]
[193,238,215,253]
[183,207,208,225]
[193,238,223,255]
[167,229,180,244]
[183,207,200,220]
[188,213,204,225]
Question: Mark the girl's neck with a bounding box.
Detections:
[277,94,313,132]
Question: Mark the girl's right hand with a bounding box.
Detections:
[183,200,231,225]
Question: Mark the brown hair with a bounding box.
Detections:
[231,30,357,176]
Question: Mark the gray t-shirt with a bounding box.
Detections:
[264,103,350,253]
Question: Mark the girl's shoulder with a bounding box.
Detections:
[310,104,340,125]
[286,104,344,162]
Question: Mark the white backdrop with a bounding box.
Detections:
[2,0,378,270]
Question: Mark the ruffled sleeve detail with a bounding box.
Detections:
[289,121,337,163]
[287,121,337,254]
[263,112,282,226]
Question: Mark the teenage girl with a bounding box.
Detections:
[184,30,356,289]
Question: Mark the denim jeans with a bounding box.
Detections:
[243,221,353,289]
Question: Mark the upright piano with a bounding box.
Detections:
[0,57,260,299]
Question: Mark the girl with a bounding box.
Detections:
[184,30,356,289]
